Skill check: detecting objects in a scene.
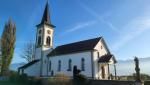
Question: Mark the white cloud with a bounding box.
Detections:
[78,1,120,34]
[112,15,150,51]
[60,20,97,36]
[78,1,150,52]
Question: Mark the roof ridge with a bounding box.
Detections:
[57,37,102,48]
[47,36,102,56]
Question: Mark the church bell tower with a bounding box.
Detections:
[35,1,55,76]
[36,2,55,49]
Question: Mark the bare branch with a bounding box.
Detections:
[20,41,35,63]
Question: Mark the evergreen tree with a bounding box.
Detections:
[1,18,16,76]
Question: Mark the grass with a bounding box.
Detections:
[0,81,27,85]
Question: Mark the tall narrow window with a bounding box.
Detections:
[68,59,72,71]
[58,60,61,71]
[81,58,85,71]
[46,36,51,46]
[38,36,41,46]
[49,61,51,71]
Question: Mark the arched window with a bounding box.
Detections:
[49,61,51,71]
[68,59,72,71]
[38,36,41,46]
[46,36,51,46]
[58,60,61,71]
[81,58,85,71]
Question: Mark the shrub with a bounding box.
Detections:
[144,81,150,85]
[10,72,28,83]
[73,74,88,85]
[26,76,43,85]
[20,74,28,83]
[33,77,43,85]
[76,74,87,82]
[9,71,19,82]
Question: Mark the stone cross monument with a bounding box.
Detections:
[134,57,143,85]
[134,57,141,82]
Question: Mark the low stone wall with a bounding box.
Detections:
[144,81,150,85]
[88,80,135,85]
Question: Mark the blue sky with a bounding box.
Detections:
[0,0,150,63]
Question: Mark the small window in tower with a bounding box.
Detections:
[46,36,51,46]
[39,30,42,34]
[38,36,41,46]
[101,46,103,49]
[47,30,51,34]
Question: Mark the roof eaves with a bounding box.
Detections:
[47,49,93,57]
[100,37,111,54]
[18,59,40,69]
[93,37,102,49]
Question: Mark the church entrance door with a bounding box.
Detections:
[101,66,105,79]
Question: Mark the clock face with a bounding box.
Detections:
[47,30,51,34]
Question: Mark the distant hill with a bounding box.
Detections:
[110,57,150,76]
[9,62,26,71]
[9,57,150,76]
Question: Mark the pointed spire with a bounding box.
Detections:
[37,1,55,28]
[41,1,51,24]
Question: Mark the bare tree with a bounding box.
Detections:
[20,41,35,62]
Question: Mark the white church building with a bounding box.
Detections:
[19,2,117,80]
